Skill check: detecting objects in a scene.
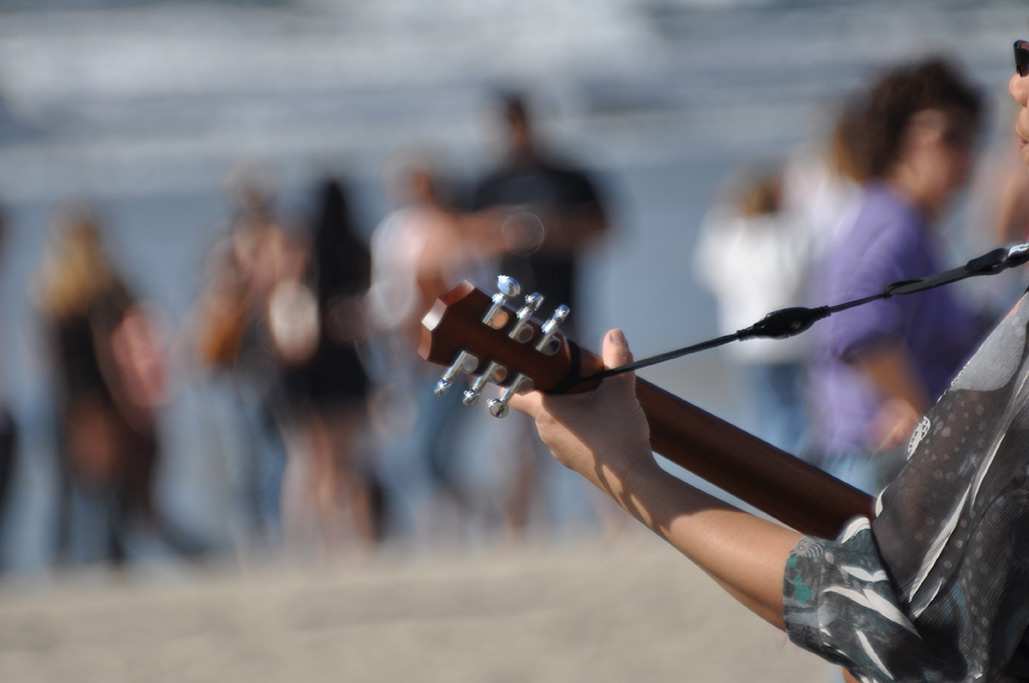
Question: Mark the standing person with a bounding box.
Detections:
[693,166,813,454]
[275,177,381,550]
[38,207,204,565]
[0,205,16,568]
[370,159,493,537]
[195,177,293,543]
[470,93,609,318]
[808,57,989,495]
[469,92,611,534]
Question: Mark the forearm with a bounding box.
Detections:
[513,330,801,631]
[459,207,607,255]
[538,208,607,252]
[592,456,801,630]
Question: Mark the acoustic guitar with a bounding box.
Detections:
[419,277,873,540]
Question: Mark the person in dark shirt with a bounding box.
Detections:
[470,92,610,323]
[38,207,205,566]
[470,92,612,534]
[274,177,382,548]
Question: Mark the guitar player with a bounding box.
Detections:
[501,47,1029,682]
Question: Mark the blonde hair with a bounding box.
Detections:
[37,208,115,318]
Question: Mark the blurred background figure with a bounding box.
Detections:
[0,205,16,571]
[809,57,990,495]
[369,157,493,540]
[470,92,610,317]
[693,165,813,454]
[274,176,381,551]
[38,206,205,566]
[781,115,866,274]
[195,174,292,545]
[468,91,612,535]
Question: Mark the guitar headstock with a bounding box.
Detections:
[418,276,601,417]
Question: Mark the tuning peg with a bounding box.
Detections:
[488,374,534,418]
[497,274,521,298]
[508,292,544,343]
[434,351,479,396]
[482,275,521,329]
[535,304,569,355]
[462,361,507,405]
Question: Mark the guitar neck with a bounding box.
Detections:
[635,378,873,539]
[417,281,872,540]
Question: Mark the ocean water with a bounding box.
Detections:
[0,0,1025,571]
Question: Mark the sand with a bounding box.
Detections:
[0,534,831,682]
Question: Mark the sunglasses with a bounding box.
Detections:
[1016,39,1029,77]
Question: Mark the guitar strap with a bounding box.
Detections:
[588,242,1029,385]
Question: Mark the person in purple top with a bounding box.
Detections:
[808,58,988,494]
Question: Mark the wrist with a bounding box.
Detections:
[591,444,658,498]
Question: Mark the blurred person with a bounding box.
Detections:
[274,176,381,551]
[195,177,292,543]
[38,206,206,566]
[470,92,609,317]
[694,166,813,454]
[0,206,16,568]
[469,91,611,535]
[372,160,490,344]
[781,117,864,263]
[808,57,990,495]
[370,158,494,536]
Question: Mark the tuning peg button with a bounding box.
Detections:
[509,292,544,343]
[434,351,479,396]
[462,361,507,405]
[535,304,569,355]
[496,275,521,298]
[488,374,534,418]
[482,275,521,329]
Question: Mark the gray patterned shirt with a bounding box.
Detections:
[784,293,1029,682]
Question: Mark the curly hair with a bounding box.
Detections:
[834,57,984,182]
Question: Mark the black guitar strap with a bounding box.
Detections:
[586,242,1029,386]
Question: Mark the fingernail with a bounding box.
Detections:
[610,329,627,345]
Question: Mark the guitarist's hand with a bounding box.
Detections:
[509,329,655,493]
[511,329,800,633]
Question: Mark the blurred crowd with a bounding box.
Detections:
[0,52,1025,572]
[0,91,613,568]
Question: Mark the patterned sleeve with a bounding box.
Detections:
[783,517,934,683]
[787,293,1029,682]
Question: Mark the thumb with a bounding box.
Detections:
[602,328,634,370]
